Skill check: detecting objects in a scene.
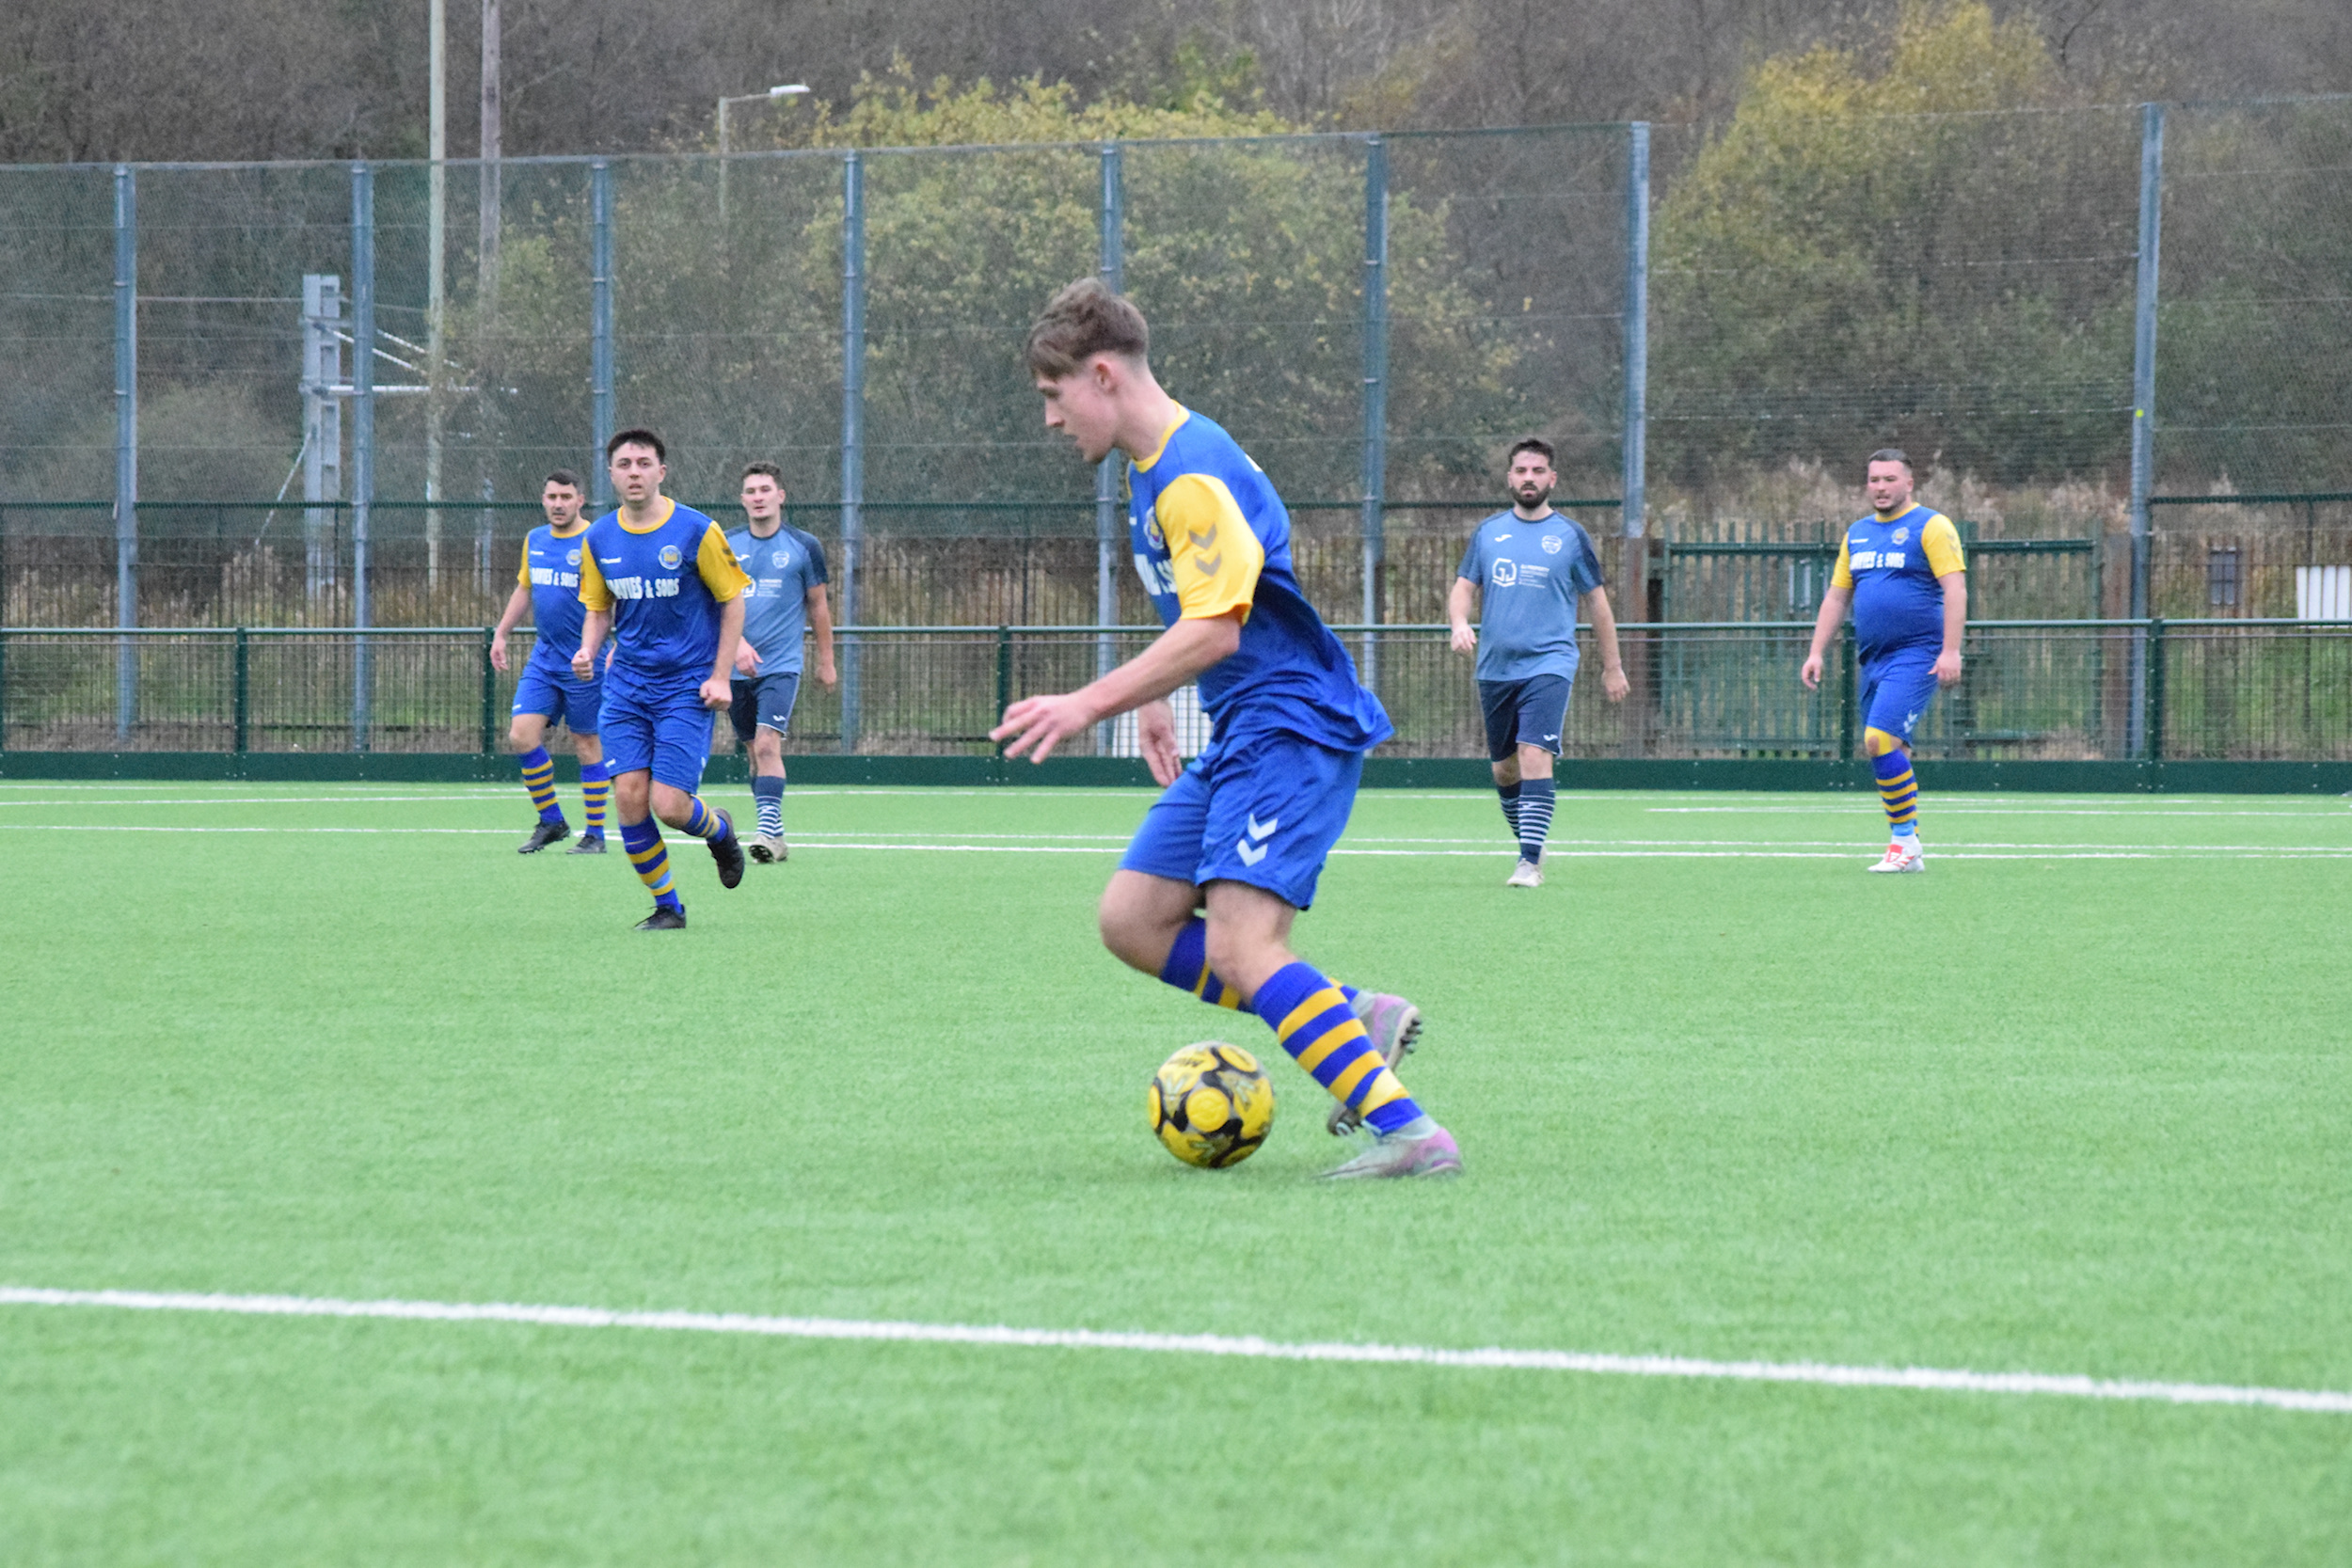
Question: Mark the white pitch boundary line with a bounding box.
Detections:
[2,1286,2344,1416]
[4,825,2346,859]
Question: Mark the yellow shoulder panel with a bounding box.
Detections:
[576,546,612,611]
[695,522,751,602]
[1920,512,1966,577]
[1157,472,1264,621]
[1831,532,1855,591]
[517,539,532,587]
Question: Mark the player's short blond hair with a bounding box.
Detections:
[1025,277,1150,379]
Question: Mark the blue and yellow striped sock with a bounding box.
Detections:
[579,761,609,840]
[518,746,563,824]
[1158,917,1253,1013]
[620,818,681,911]
[679,795,734,842]
[753,776,785,839]
[1253,959,1421,1135]
[1874,747,1920,839]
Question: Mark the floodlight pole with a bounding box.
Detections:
[839,150,865,753]
[113,164,137,742]
[1622,122,1649,541]
[426,0,447,590]
[351,162,376,752]
[590,160,614,503]
[2126,103,2164,757]
[1094,140,1124,752]
[1359,135,1390,689]
[718,84,809,226]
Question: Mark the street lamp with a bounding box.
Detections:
[718,84,810,223]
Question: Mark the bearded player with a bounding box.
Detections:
[991,279,1460,1180]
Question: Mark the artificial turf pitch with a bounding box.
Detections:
[1,781,2347,1563]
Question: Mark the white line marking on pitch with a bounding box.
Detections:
[2,1286,2344,1416]
[3,826,2344,859]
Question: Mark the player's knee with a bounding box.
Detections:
[1491,756,1519,788]
[507,720,537,750]
[1863,727,1904,758]
[1096,893,1166,973]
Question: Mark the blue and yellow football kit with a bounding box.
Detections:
[1835,503,1965,840]
[578,499,748,791]
[1114,408,1426,1142]
[1117,408,1392,911]
[511,521,603,736]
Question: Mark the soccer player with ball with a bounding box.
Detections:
[992,279,1460,1180]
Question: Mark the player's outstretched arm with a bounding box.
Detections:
[1935,572,1967,686]
[1583,587,1630,702]
[490,580,532,673]
[1448,577,1479,654]
[993,611,1242,766]
[1800,584,1852,690]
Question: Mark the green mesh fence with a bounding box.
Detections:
[3,103,2349,643]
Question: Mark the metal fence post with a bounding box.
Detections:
[839,150,865,753]
[994,625,1013,750]
[1094,141,1124,752]
[2145,617,2166,762]
[480,626,496,754]
[1359,135,1390,689]
[233,627,249,755]
[351,161,376,752]
[114,163,138,744]
[2125,103,2164,755]
[590,160,614,503]
[0,628,8,752]
[1622,122,1649,541]
[1838,630,1857,762]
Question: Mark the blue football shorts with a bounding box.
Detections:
[1859,647,1944,747]
[729,671,803,744]
[1119,728,1364,911]
[1477,672,1574,760]
[598,674,718,792]
[510,652,603,736]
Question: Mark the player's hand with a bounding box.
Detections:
[1601,665,1629,703]
[490,634,510,673]
[1800,653,1823,690]
[1136,700,1183,787]
[734,641,762,676]
[816,657,838,690]
[992,691,1094,765]
[1450,622,1476,655]
[699,674,732,709]
[571,646,596,681]
[1934,649,1963,687]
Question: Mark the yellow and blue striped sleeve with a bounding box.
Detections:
[1920,513,1966,578]
[516,541,532,587]
[695,523,751,602]
[1831,533,1854,591]
[577,548,612,611]
[1156,473,1264,622]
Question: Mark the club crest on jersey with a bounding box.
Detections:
[1144,514,1166,552]
[565,548,581,565]
[1892,527,1911,545]
[771,549,789,568]
[1540,534,1563,554]
[659,545,682,569]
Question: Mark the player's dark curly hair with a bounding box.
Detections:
[542,468,582,492]
[1507,436,1555,468]
[741,461,785,485]
[606,427,665,463]
[1025,277,1150,379]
